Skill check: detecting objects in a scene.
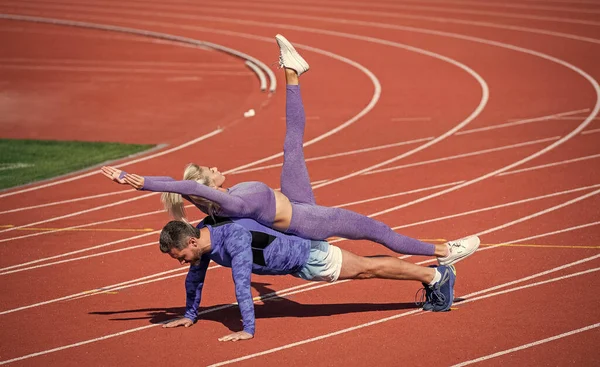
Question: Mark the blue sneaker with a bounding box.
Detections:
[425,265,456,312]
[415,265,437,311]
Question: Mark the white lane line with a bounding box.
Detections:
[0,128,222,198]
[0,13,276,92]
[364,136,559,175]
[0,207,164,244]
[0,57,243,68]
[474,188,600,238]
[0,190,133,215]
[522,0,600,4]
[147,0,600,45]
[462,252,600,300]
[230,137,434,175]
[15,0,600,46]
[0,241,157,276]
[244,61,266,91]
[367,126,597,218]
[450,323,600,367]
[16,3,480,176]
[582,128,600,135]
[2,251,597,365]
[334,181,465,208]
[456,108,589,135]
[0,13,382,212]
[415,0,600,14]
[0,260,184,315]
[267,0,600,26]
[204,266,600,367]
[0,230,159,272]
[392,184,600,230]
[499,221,600,247]
[499,153,600,176]
[0,192,157,236]
[509,117,600,121]
[143,5,600,189]
[0,64,253,75]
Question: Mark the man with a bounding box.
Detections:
[160,217,472,341]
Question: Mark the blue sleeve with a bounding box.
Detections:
[184,254,211,321]
[141,178,248,216]
[223,224,256,335]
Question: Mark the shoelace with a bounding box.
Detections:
[414,287,428,306]
[429,289,446,306]
[448,240,465,251]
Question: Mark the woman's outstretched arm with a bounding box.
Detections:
[101,166,176,185]
[129,175,248,215]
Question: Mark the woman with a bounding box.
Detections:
[102,34,479,265]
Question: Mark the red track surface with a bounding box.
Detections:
[1,0,599,366]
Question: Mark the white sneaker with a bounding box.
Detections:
[437,235,480,266]
[275,34,309,76]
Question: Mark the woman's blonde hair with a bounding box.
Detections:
[160,163,221,221]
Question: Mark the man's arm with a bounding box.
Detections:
[221,224,255,341]
[164,254,210,328]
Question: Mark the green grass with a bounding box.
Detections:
[0,139,155,190]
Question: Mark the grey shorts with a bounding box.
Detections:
[292,240,343,283]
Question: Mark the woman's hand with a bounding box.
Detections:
[100,166,126,184]
[123,174,145,190]
[163,317,194,328]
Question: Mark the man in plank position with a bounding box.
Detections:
[160,217,473,341]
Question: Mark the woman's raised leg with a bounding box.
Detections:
[277,35,315,205]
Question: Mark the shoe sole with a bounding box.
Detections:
[275,34,309,73]
[438,236,481,266]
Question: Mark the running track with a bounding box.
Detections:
[0,0,599,365]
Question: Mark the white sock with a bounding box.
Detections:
[428,269,442,286]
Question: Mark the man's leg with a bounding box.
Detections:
[337,249,435,282]
[337,248,455,312]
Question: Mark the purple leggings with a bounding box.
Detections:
[281,85,435,256]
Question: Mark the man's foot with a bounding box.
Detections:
[424,265,456,312]
[275,34,309,76]
[437,235,480,266]
[416,265,437,311]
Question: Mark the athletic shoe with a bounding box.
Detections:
[437,235,480,266]
[415,265,437,311]
[424,265,456,312]
[275,34,309,76]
